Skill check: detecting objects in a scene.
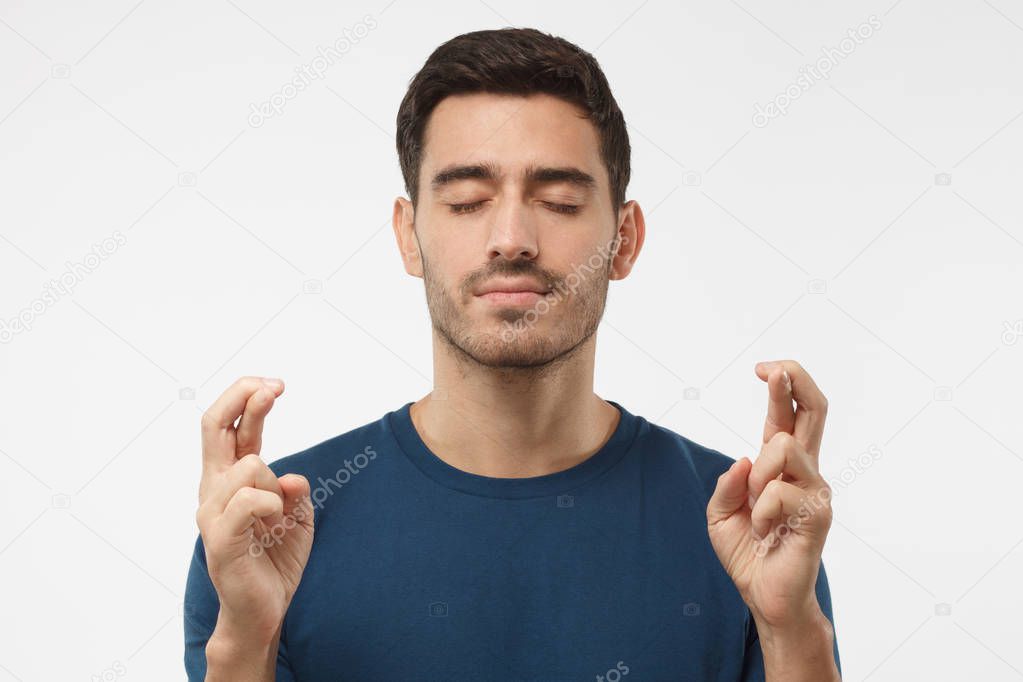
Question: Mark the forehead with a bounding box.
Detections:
[420,92,605,186]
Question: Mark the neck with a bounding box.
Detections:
[409,330,620,478]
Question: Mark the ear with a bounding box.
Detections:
[608,199,646,281]
[392,196,424,278]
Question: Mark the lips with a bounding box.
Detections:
[476,290,545,306]
[473,276,551,308]
[474,277,550,296]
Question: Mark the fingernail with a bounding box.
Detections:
[747,493,756,509]
[262,377,283,390]
[782,369,791,391]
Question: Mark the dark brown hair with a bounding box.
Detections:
[396,27,631,212]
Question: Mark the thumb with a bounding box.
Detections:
[707,458,751,525]
[279,473,314,526]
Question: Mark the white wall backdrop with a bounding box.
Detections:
[1,0,1021,680]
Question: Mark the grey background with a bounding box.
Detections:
[1,0,1021,680]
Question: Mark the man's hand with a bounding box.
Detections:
[706,360,839,681]
[195,376,315,680]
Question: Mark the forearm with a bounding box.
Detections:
[204,616,281,682]
[756,606,840,682]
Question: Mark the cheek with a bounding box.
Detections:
[553,242,613,279]
[422,224,482,266]
[424,251,473,297]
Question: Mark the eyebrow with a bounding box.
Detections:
[430,162,597,193]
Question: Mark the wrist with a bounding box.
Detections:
[211,606,283,647]
[748,591,824,631]
[205,615,282,681]
[755,604,839,682]
[755,601,830,647]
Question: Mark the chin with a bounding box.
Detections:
[471,332,561,368]
[426,287,603,370]
[443,324,569,369]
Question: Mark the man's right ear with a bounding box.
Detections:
[392,196,423,278]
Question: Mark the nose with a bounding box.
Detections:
[485,199,539,261]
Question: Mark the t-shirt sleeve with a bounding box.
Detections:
[739,559,841,681]
[183,533,297,681]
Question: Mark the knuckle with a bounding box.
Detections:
[200,409,218,433]
[238,376,265,396]
[237,452,263,470]
[234,455,266,481]
[819,477,833,496]
[819,499,833,521]
[768,431,795,449]
[784,438,804,458]
[234,486,259,507]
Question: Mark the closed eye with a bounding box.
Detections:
[543,202,580,215]
[449,201,485,215]
[447,201,580,215]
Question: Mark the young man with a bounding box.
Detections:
[185,28,841,681]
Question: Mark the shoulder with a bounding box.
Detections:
[264,408,394,479]
[631,415,740,500]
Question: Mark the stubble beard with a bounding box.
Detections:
[421,251,611,378]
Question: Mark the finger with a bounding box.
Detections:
[236,386,279,456]
[220,486,285,536]
[748,432,818,504]
[201,376,285,473]
[206,453,283,512]
[750,479,832,541]
[757,364,795,445]
[755,360,828,459]
[707,458,752,525]
[279,474,314,527]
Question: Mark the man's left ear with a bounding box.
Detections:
[609,199,646,281]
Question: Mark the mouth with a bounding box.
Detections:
[473,277,550,307]
[475,290,546,306]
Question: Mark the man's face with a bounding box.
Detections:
[407,92,624,369]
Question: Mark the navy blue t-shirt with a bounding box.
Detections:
[184,400,840,680]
